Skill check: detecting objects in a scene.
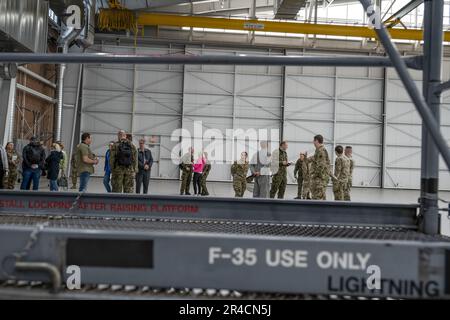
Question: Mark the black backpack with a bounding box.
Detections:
[117,141,132,166]
[27,146,42,164]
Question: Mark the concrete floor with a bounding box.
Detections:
[72,177,447,202]
[11,177,450,236]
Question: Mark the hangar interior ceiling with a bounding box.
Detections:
[61,42,450,191]
[91,0,450,29]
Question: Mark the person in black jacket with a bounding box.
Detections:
[136,138,153,194]
[20,136,46,191]
[45,143,63,191]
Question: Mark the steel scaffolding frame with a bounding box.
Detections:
[0,0,448,234]
[0,0,449,299]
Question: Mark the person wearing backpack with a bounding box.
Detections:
[20,136,46,191]
[110,130,138,193]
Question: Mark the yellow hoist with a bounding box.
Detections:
[98,0,137,34]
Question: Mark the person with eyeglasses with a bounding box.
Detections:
[136,138,153,194]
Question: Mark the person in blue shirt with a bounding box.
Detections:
[103,141,114,192]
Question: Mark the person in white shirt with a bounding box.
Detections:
[250,141,271,198]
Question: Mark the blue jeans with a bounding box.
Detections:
[103,173,112,193]
[49,180,58,191]
[79,172,91,192]
[20,168,41,191]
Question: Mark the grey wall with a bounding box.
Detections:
[63,43,450,191]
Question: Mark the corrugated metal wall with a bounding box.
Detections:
[0,0,49,53]
[69,43,450,191]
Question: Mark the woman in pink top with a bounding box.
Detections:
[192,152,206,195]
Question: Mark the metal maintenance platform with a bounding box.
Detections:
[0,190,449,299]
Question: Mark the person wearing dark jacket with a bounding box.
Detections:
[136,138,153,194]
[103,142,114,192]
[45,143,63,191]
[20,136,46,191]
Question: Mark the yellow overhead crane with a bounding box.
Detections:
[136,13,450,42]
[98,0,450,42]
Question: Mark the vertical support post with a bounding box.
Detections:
[280,49,287,141]
[180,44,188,179]
[0,78,17,145]
[381,66,388,189]
[67,63,84,180]
[131,46,138,137]
[420,0,444,235]
[249,0,257,44]
[0,63,18,145]
[7,80,17,143]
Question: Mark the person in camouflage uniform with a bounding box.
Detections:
[332,145,351,201]
[231,152,249,197]
[70,152,78,189]
[5,142,20,189]
[270,141,291,199]
[180,147,194,195]
[344,146,354,201]
[309,135,331,200]
[301,154,311,199]
[200,152,211,196]
[293,152,305,199]
[110,130,138,193]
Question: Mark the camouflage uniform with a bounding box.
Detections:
[293,158,304,198]
[344,156,354,201]
[333,154,351,201]
[200,160,211,195]
[231,160,249,197]
[180,152,193,195]
[5,150,19,189]
[310,145,331,200]
[110,139,138,193]
[301,160,311,199]
[270,148,288,199]
[70,154,78,189]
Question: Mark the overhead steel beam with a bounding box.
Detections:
[16,84,57,104]
[135,13,450,41]
[358,0,450,229]
[195,5,273,16]
[0,53,424,69]
[435,80,450,94]
[134,0,217,9]
[384,0,423,28]
[274,0,308,19]
[18,67,56,89]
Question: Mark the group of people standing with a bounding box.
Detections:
[1,132,353,201]
[229,134,354,201]
[179,148,211,196]
[0,137,68,192]
[70,130,154,194]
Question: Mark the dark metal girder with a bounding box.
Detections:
[383,0,424,28]
[435,80,450,94]
[0,53,424,69]
[0,190,419,228]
